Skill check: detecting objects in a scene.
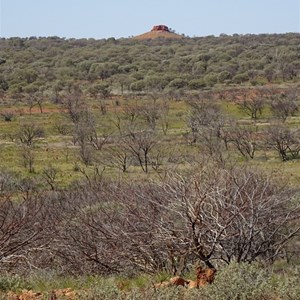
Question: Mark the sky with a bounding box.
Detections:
[0,0,299,39]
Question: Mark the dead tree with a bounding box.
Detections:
[122,130,157,173]
[265,124,300,161]
[271,89,299,122]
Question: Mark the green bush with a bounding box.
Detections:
[188,79,206,89]
[233,72,249,84]
[80,285,187,300]
[0,275,31,292]
[275,267,300,300]
[199,262,274,300]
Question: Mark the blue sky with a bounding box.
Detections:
[0,0,299,38]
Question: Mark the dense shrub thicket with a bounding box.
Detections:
[0,33,299,100]
[0,164,299,276]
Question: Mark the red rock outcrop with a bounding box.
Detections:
[154,276,189,288]
[151,25,170,32]
[154,267,217,289]
[133,25,183,40]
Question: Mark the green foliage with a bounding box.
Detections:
[233,72,249,84]
[168,78,188,89]
[130,80,145,91]
[0,34,299,98]
[0,77,9,91]
[218,71,232,83]
[275,268,300,300]
[200,263,273,300]
[0,275,30,292]
[1,264,298,299]
[188,78,206,89]
[204,73,218,87]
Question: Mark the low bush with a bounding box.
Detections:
[0,275,30,292]
[199,262,273,300]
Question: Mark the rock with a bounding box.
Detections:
[151,25,170,32]
[154,276,188,288]
[169,276,189,286]
[51,288,76,299]
[8,289,43,300]
[196,267,217,287]
[187,280,198,289]
[7,288,76,300]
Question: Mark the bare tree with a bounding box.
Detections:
[185,97,229,165]
[265,124,300,161]
[101,143,131,173]
[271,89,299,122]
[52,183,125,274]
[71,110,111,164]
[229,125,258,159]
[78,142,94,166]
[111,110,123,133]
[17,123,45,146]
[0,170,18,201]
[64,86,86,124]
[236,89,267,120]
[154,166,300,266]
[160,113,170,136]
[138,98,169,131]
[42,165,59,190]
[51,81,64,104]
[123,104,140,124]
[24,89,44,114]
[123,130,157,173]
[0,175,58,272]
[88,83,111,115]
[53,120,72,135]
[88,129,111,151]
[196,127,227,167]
[21,146,35,173]
[72,111,96,165]
[16,124,43,175]
[186,97,222,144]
[55,182,172,274]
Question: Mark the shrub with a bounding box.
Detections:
[275,267,300,300]
[0,275,30,292]
[233,72,249,84]
[199,262,274,300]
[168,78,188,89]
[188,79,206,89]
[1,111,15,121]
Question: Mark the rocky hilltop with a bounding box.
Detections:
[134,25,183,40]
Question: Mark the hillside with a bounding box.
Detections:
[0,33,299,98]
[133,24,184,40]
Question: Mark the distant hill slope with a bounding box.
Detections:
[134,25,184,40]
[0,32,299,95]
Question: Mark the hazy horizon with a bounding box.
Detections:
[0,0,299,39]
